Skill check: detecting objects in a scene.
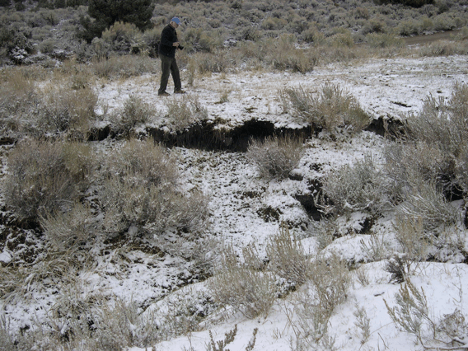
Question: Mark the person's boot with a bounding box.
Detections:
[174,89,186,94]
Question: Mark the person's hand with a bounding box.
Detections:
[173,42,180,47]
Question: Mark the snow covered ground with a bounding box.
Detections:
[2,53,468,350]
[115,55,468,351]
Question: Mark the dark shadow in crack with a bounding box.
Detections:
[147,118,312,152]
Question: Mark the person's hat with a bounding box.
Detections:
[171,17,181,25]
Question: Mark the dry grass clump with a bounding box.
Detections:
[3,139,91,225]
[247,135,304,180]
[208,245,276,319]
[280,83,371,135]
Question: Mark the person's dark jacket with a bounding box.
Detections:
[159,24,183,58]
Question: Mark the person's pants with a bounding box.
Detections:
[158,55,181,94]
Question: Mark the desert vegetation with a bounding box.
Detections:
[0,0,468,350]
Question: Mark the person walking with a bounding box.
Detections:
[158,17,186,96]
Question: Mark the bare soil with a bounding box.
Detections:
[403,30,461,46]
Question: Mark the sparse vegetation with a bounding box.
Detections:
[0,1,468,350]
[288,254,351,350]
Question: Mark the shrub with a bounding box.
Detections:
[3,139,87,224]
[81,0,154,42]
[113,94,156,137]
[183,28,224,53]
[322,155,387,214]
[456,146,468,194]
[35,84,97,135]
[366,33,404,48]
[396,181,459,230]
[384,280,434,338]
[397,20,421,36]
[418,40,463,57]
[383,141,456,204]
[0,68,38,135]
[404,84,468,190]
[289,254,350,348]
[309,254,350,318]
[40,202,95,251]
[455,26,468,41]
[92,54,158,78]
[328,31,355,48]
[0,315,16,350]
[43,291,161,349]
[266,224,310,286]
[393,215,428,261]
[246,135,304,180]
[261,16,288,30]
[165,95,208,130]
[386,280,468,349]
[301,26,326,45]
[101,21,143,54]
[208,245,276,319]
[101,176,208,236]
[98,139,208,237]
[280,83,371,135]
[433,13,457,31]
[142,26,162,57]
[361,18,388,35]
[354,7,370,20]
[196,51,228,74]
[38,38,55,53]
[265,34,316,73]
[377,0,434,8]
